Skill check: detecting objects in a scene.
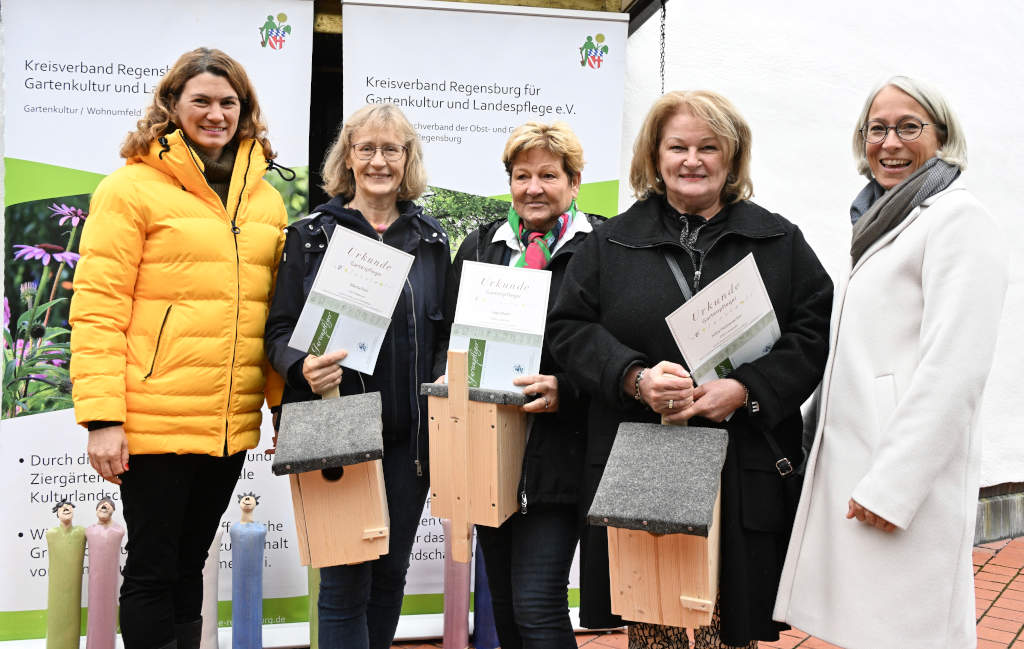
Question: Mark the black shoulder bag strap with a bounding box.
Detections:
[663,250,693,300]
[662,250,795,478]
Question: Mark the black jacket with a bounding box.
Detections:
[265,197,450,474]
[433,213,604,507]
[547,195,833,643]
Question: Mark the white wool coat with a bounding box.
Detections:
[773,180,1008,649]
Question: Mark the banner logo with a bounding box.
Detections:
[579,34,609,69]
[259,13,293,50]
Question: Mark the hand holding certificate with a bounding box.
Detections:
[665,253,781,387]
[288,227,414,375]
[448,261,551,391]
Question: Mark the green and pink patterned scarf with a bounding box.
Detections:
[507,200,577,270]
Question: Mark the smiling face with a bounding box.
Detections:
[346,126,406,203]
[173,72,241,160]
[865,85,942,190]
[657,111,729,218]
[509,147,580,232]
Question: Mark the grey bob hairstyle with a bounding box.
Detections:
[852,75,968,178]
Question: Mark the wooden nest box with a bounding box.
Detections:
[272,391,389,567]
[588,422,728,628]
[420,349,528,563]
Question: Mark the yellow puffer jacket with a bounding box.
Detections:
[70,130,286,456]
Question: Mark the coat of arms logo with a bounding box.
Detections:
[579,34,609,69]
[259,13,292,50]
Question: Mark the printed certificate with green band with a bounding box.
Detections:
[448,261,551,391]
[288,226,414,374]
[664,253,781,387]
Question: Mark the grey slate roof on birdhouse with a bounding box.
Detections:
[420,382,528,406]
[271,392,384,476]
[588,423,728,536]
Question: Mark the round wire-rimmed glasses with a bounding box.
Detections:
[351,143,407,161]
[860,118,936,144]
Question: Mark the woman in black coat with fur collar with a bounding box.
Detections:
[546,91,833,648]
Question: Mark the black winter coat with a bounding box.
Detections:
[265,197,450,474]
[433,213,604,507]
[547,195,833,644]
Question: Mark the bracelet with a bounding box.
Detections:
[742,383,760,415]
[633,368,647,402]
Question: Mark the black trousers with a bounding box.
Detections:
[118,451,245,649]
[475,504,579,649]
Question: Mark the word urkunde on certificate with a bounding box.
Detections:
[288,227,414,374]
[449,261,551,391]
[665,253,781,386]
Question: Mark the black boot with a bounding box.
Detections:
[174,619,203,649]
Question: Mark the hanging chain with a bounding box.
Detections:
[659,0,666,95]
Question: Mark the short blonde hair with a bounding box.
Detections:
[321,104,428,200]
[502,121,584,181]
[630,90,753,204]
[852,75,968,178]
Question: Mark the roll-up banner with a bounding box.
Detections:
[342,0,628,636]
[1,1,313,645]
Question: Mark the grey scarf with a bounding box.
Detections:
[850,157,959,265]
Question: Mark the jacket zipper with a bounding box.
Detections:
[142,305,173,381]
[180,135,254,454]
[378,225,424,478]
[519,457,529,514]
[376,229,403,461]
[405,277,423,477]
[222,141,254,454]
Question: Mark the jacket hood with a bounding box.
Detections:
[308,195,449,244]
[131,129,270,213]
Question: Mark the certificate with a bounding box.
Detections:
[665,253,780,386]
[448,261,551,391]
[288,227,414,374]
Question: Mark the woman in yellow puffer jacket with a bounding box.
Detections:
[69,48,286,649]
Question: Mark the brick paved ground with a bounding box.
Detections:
[393,536,1024,649]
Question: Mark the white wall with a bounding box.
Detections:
[621,1,1024,486]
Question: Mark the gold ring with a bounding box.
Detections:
[668,399,674,410]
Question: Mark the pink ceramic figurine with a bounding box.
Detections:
[86,498,125,649]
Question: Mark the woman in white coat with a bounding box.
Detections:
[773,76,1008,648]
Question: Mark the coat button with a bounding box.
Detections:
[319,244,325,248]
[308,224,314,230]
[304,243,311,248]
[432,232,437,237]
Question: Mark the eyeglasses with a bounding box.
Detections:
[351,143,407,161]
[860,118,936,144]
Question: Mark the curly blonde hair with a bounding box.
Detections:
[320,104,428,201]
[120,48,275,160]
[630,90,752,204]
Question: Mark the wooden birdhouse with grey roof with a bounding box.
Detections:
[420,350,529,563]
[271,391,389,567]
[588,422,728,628]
